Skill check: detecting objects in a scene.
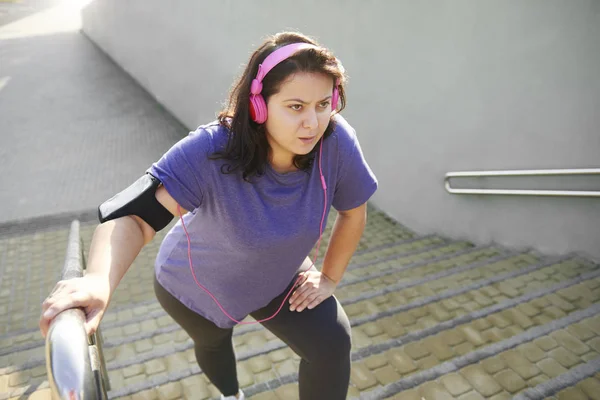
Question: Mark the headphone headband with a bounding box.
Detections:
[255,43,318,84]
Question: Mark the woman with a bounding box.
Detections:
[40,31,378,399]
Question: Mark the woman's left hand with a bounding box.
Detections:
[289,270,338,312]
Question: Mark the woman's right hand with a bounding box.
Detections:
[39,274,111,338]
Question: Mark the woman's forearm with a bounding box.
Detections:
[320,204,367,283]
[85,216,147,297]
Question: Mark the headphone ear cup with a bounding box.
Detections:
[249,94,267,123]
[331,86,339,111]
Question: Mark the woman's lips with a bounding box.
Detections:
[299,136,316,144]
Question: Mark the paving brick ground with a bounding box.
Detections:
[2,207,599,399]
[1,1,599,399]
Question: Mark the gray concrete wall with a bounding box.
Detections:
[81,0,600,260]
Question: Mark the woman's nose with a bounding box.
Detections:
[303,110,318,129]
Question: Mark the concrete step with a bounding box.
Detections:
[113,263,600,400]
[2,205,599,399]
[0,234,459,353]
[0,206,414,337]
[2,254,598,399]
[0,245,576,367]
[358,305,600,400]
[0,240,499,361]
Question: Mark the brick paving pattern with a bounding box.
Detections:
[1,209,599,399]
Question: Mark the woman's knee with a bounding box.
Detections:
[328,331,352,363]
[309,317,352,363]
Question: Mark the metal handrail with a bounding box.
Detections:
[445,168,600,197]
[45,220,109,399]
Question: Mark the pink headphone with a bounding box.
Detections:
[249,42,340,123]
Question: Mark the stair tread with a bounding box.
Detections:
[1,208,598,399]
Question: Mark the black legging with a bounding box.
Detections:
[154,275,352,399]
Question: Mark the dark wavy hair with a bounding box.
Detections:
[212,31,347,181]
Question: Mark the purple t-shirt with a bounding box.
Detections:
[148,115,378,328]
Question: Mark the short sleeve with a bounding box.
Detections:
[147,127,213,212]
[331,121,378,211]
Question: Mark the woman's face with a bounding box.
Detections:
[264,72,334,172]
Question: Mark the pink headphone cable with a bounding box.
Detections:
[176,139,328,325]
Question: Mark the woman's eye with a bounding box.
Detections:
[290,104,302,111]
[319,101,331,108]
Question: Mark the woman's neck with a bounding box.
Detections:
[268,152,297,173]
